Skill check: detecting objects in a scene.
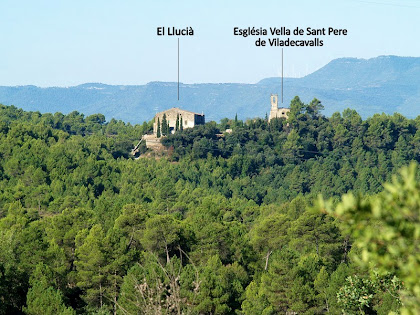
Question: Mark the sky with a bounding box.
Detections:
[0,0,419,86]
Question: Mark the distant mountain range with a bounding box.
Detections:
[1,55,420,124]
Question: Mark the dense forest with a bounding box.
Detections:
[0,97,419,314]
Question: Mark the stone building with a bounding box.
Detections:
[268,94,290,121]
[153,107,205,136]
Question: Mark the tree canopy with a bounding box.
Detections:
[0,100,419,314]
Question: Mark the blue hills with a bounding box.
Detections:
[1,55,419,124]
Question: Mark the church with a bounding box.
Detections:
[268,94,290,121]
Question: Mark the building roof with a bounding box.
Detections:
[156,107,204,116]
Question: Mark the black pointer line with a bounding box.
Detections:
[282,48,284,104]
[178,38,180,101]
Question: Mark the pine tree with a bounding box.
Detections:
[283,129,303,162]
[142,215,182,262]
[25,281,75,315]
[288,96,305,125]
[74,225,107,309]
[104,228,135,315]
[24,282,76,315]
[24,263,75,315]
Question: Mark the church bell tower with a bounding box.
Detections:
[271,94,278,110]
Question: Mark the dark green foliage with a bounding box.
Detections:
[24,264,75,315]
[322,163,420,313]
[161,113,168,136]
[0,101,418,313]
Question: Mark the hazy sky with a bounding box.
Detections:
[1,0,419,86]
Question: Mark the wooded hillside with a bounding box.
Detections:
[0,98,419,314]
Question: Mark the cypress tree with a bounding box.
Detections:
[180,117,183,131]
[176,114,179,132]
[157,117,161,138]
[162,114,168,135]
